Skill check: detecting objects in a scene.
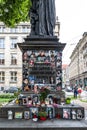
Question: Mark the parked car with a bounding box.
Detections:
[66,86,73,92]
[0,90,3,93]
[3,87,18,93]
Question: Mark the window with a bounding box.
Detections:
[22,26,30,33]
[0,38,5,48]
[0,26,5,33]
[2,26,5,32]
[86,62,87,67]
[11,54,17,65]
[0,53,5,65]
[10,38,17,49]
[0,27,1,33]
[10,27,18,33]
[22,26,27,33]
[27,26,31,33]
[10,71,17,82]
[0,72,5,82]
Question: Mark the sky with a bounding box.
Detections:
[55,0,87,64]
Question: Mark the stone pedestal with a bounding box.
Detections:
[18,36,65,51]
[18,35,66,91]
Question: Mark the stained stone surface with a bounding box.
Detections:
[0,114,87,128]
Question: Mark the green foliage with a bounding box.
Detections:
[0,0,32,27]
[14,88,21,97]
[0,94,16,98]
[38,111,47,117]
[65,97,71,104]
[0,98,13,103]
[40,87,50,101]
[80,99,87,103]
[0,94,16,105]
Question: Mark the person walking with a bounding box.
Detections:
[78,87,82,98]
[74,87,78,98]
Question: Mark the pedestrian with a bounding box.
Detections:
[74,87,78,98]
[78,87,82,98]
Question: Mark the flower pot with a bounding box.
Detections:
[40,117,47,121]
[56,114,61,119]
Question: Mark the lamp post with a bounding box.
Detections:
[77,46,80,87]
[55,16,60,37]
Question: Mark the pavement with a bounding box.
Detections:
[0,118,87,128]
[73,99,87,110]
[72,98,87,126]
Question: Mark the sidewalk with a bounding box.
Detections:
[73,99,87,110]
[0,117,87,128]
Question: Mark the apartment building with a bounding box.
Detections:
[69,32,87,88]
[0,19,60,90]
[0,22,31,90]
[62,64,69,88]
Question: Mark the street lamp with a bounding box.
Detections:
[77,46,80,87]
[54,16,60,37]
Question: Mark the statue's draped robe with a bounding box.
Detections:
[30,0,56,36]
[39,0,56,36]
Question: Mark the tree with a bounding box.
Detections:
[0,0,32,27]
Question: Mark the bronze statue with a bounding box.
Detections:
[30,0,39,35]
[30,0,56,36]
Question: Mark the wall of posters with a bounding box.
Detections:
[22,50,62,91]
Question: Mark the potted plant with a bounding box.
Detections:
[38,111,47,121]
[65,97,71,104]
[40,87,50,104]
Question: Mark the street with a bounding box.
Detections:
[80,91,87,100]
[64,89,87,100]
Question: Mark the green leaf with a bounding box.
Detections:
[0,0,32,27]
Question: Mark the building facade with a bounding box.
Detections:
[0,19,60,90]
[62,64,69,88]
[0,22,31,90]
[69,32,87,88]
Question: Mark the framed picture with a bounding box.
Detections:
[32,94,39,104]
[77,109,83,119]
[63,109,71,119]
[46,106,55,118]
[24,111,30,119]
[71,109,77,119]
[29,107,38,118]
[22,98,28,105]
[15,112,23,119]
